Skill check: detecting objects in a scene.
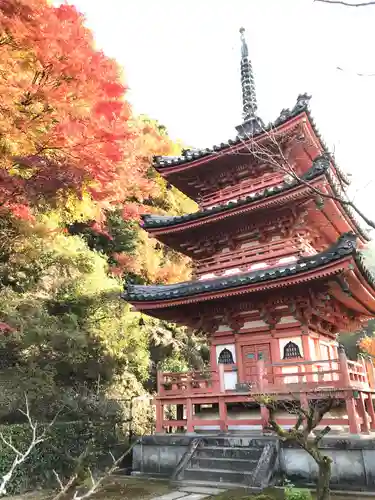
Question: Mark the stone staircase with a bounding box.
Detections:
[173,435,278,488]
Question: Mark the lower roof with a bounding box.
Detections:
[122,232,374,305]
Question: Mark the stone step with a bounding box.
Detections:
[189,456,257,472]
[196,446,262,460]
[200,436,274,448]
[173,479,262,493]
[178,485,226,495]
[184,467,252,485]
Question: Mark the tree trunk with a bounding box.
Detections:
[316,457,331,500]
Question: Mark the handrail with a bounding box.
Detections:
[171,437,202,481]
[266,359,338,368]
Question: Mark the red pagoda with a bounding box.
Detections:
[123,29,375,435]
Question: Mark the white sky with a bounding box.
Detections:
[56,0,375,220]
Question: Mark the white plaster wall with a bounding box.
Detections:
[279,337,304,359]
[224,371,237,390]
[319,341,339,382]
[281,365,306,385]
[279,316,297,324]
[308,338,316,361]
[241,320,267,329]
[216,344,236,363]
[216,324,232,332]
[240,240,259,249]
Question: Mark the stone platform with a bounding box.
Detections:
[132,433,375,490]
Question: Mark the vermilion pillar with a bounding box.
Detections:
[186,398,194,433]
[367,394,375,430]
[357,392,370,434]
[155,400,164,433]
[346,397,361,434]
[219,397,228,432]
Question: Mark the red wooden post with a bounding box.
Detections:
[301,335,313,382]
[155,400,164,433]
[346,397,360,434]
[157,370,163,395]
[357,392,370,434]
[186,398,194,433]
[219,396,228,432]
[218,363,225,393]
[339,348,351,387]
[235,336,245,383]
[367,394,375,430]
[257,358,265,392]
[270,336,280,386]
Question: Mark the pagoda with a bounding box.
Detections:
[123,29,375,435]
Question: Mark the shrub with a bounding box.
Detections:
[285,486,313,500]
[0,420,123,494]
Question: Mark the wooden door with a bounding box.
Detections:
[243,344,272,387]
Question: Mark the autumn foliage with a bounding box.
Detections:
[0,0,160,221]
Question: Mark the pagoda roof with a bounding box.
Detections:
[153,94,350,187]
[122,232,374,304]
[142,156,370,241]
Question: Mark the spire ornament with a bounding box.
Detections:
[236,28,264,137]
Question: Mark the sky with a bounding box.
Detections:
[56,0,375,220]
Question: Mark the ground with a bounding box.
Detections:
[8,478,375,500]
[9,477,172,500]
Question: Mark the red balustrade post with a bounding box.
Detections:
[339,348,351,387]
[257,358,265,392]
[358,392,370,434]
[157,370,163,395]
[346,397,361,434]
[155,400,164,433]
[219,396,228,432]
[301,335,313,382]
[367,394,375,430]
[218,363,225,393]
[186,398,194,433]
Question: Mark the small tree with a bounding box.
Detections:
[258,394,337,500]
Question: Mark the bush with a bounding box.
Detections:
[0,420,124,494]
[285,487,312,500]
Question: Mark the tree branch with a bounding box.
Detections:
[315,0,375,6]
[0,394,55,496]
[51,439,139,500]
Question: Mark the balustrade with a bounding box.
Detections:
[195,239,298,277]
[157,370,219,396]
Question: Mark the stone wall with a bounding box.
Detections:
[132,434,375,490]
[280,435,375,490]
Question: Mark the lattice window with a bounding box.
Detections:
[218,348,234,364]
[283,341,302,359]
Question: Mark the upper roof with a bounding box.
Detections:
[122,232,374,304]
[142,154,370,241]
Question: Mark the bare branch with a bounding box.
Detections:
[315,0,375,6]
[0,395,52,496]
[337,66,375,77]
[51,439,139,500]
[220,120,375,230]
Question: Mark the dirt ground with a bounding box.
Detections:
[9,476,172,500]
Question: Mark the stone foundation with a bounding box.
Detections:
[132,433,375,490]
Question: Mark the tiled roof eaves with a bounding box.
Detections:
[123,233,372,303]
[153,93,350,187]
[153,104,306,170]
[142,156,329,230]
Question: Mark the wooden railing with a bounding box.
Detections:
[200,174,284,209]
[157,352,373,399]
[157,369,220,396]
[195,239,300,277]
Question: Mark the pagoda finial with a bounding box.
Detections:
[236,28,263,137]
[239,27,258,122]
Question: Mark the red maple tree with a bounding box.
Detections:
[0,0,157,220]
